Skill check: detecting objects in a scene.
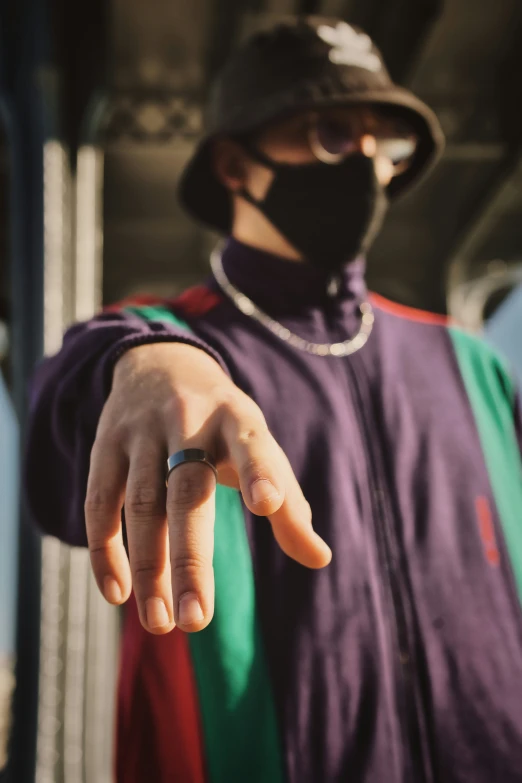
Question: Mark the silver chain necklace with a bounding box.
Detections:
[210,248,374,358]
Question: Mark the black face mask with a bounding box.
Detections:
[239,147,389,272]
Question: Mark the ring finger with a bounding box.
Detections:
[166,450,217,633]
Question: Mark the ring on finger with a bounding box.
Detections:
[166,449,218,487]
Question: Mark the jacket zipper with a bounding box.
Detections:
[347,360,430,783]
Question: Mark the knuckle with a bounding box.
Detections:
[161,393,187,424]
[126,411,158,437]
[223,400,268,437]
[101,404,162,447]
[216,388,242,413]
[88,537,112,559]
[241,392,265,417]
[243,407,269,434]
[163,393,216,447]
[219,390,258,418]
[132,558,162,579]
[85,490,111,519]
[236,426,265,447]
[172,552,209,579]
[240,457,269,484]
[127,482,164,519]
[95,412,125,448]
[162,392,206,433]
[169,469,205,507]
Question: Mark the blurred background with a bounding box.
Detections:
[0,0,522,781]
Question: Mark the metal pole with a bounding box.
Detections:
[2,35,46,783]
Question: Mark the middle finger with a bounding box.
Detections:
[125,438,174,634]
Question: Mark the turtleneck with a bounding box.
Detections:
[216,237,368,342]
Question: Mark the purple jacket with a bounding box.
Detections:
[26,238,522,783]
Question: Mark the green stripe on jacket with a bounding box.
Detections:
[450,327,522,602]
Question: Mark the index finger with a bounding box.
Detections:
[222,408,332,569]
[267,445,332,569]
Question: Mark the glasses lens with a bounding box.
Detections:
[314,116,357,158]
[310,110,418,168]
[375,137,417,165]
[371,110,417,166]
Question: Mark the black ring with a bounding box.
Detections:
[165,449,218,486]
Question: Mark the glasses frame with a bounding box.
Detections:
[307,109,418,173]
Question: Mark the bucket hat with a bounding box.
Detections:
[178,17,445,233]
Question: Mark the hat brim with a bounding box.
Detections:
[178,88,445,234]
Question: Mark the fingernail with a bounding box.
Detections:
[178,593,204,627]
[251,479,279,505]
[104,576,122,604]
[146,597,170,629]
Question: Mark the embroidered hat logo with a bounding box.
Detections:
[317,22,381,72]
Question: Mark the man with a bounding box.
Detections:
[26,17,522,783]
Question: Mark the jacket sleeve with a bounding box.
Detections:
[24,309,226,547]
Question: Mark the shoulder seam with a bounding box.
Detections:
[169,284,223,318]
[104,285,223,318]
[369,292,450,327]
[103,294,168,313]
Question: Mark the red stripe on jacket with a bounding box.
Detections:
[104,285,222,319]
[116,594,207,783]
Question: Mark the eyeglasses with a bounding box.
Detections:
[308,108,418,172]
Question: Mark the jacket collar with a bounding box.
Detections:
[219,238,367,322]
